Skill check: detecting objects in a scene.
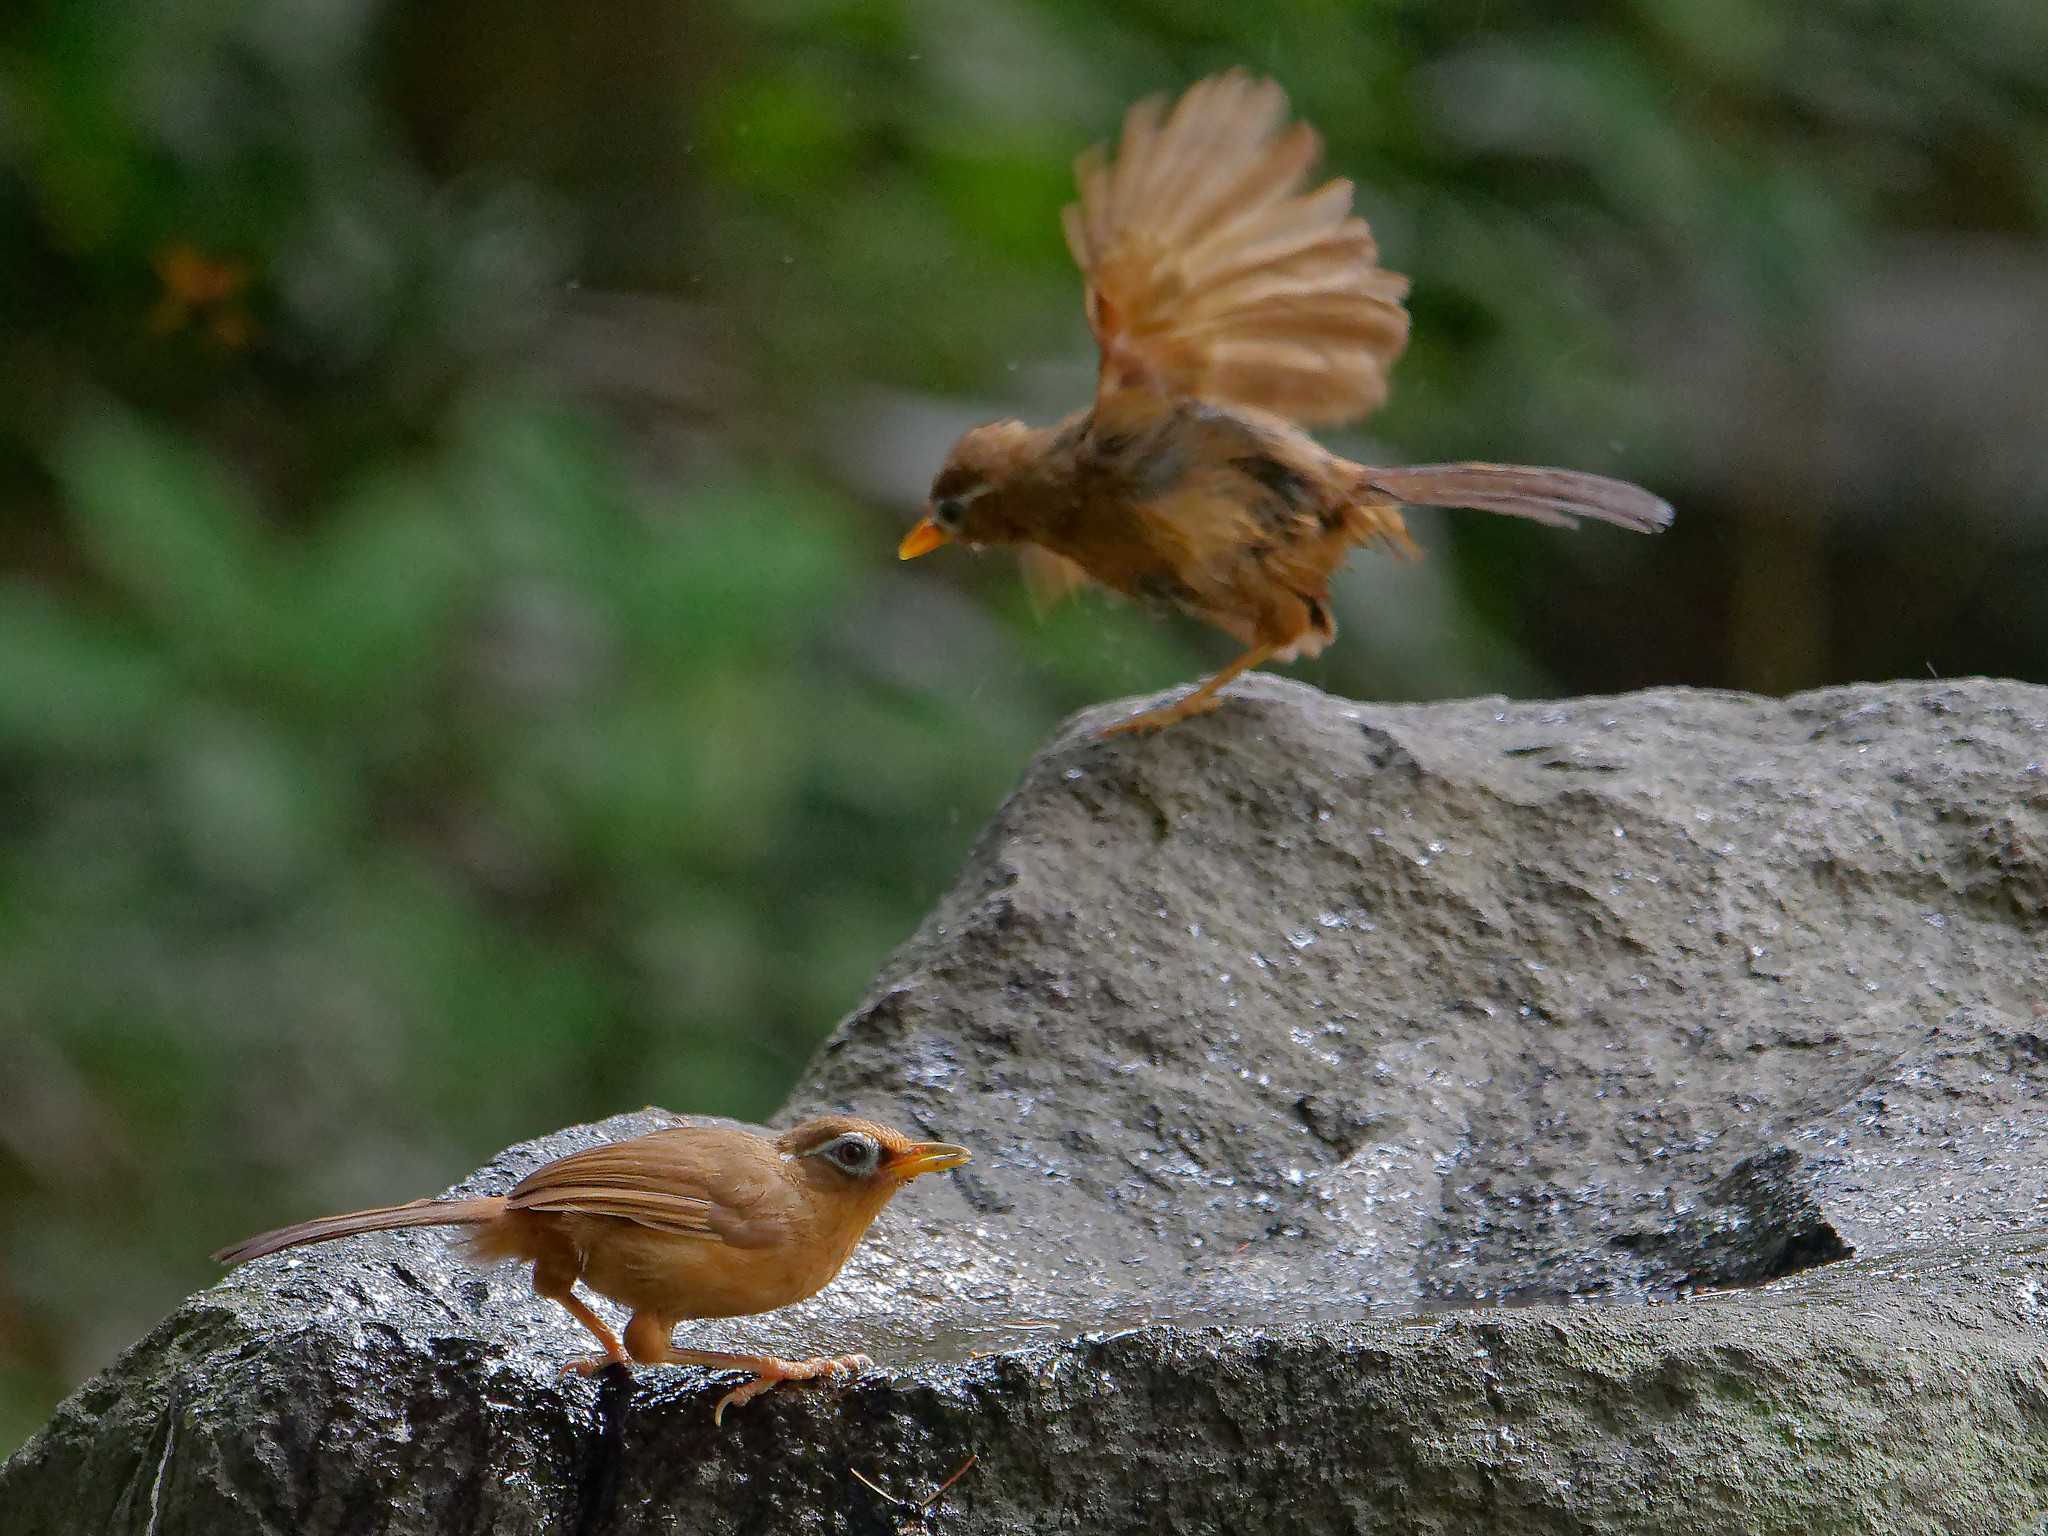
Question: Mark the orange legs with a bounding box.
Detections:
[630,1312,867,1423]
[554,1296,629,1374]
[1100,641,1280,737]
[657,1347,874,1425]
[535,1267,632,1376]
[548,1297,870,1423]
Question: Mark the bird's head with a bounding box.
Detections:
[777,1115,970,1209]
[899,418,1043,558]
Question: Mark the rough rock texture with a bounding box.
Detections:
[7,676,2048,1534]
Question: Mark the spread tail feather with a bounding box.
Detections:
[213,1195,506,1266]
[1364,463,1672,534]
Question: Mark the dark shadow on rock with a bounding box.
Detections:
[571,1364,634,1536]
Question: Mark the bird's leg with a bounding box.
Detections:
[618,1310,868,1422]
[553,1293,632,1376]
[1099,642,1281,737]
[661,1345,875,1426]
[532,1260,631,1377]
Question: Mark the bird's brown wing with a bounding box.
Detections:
[1062,70,1411,431]
[505,1130,781,1245]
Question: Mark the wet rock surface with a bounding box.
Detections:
[7,676,2048,1534]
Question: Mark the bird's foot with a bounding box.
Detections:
[701,1352,874,1426]
[1098,690,1225,737]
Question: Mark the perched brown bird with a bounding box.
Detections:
[899,71,1672,734]
[214,1115,970,1423]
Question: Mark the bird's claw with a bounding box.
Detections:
[1098,692,1224,738]
[710,1352,874,1426]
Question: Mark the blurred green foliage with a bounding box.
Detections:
[3,0,2045,1450]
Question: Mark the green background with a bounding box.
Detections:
[4,0,2045,1450]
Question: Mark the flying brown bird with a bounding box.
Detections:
[215,1115,970,1423]
[899,70,1671,734]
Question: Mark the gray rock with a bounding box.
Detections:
[6,676,2048,1535]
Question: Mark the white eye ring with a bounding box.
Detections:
[931,483,991,528]
[820,1134,879,1176]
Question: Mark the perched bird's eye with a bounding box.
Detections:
[932,496,966,529]
[815,1133,881,1178]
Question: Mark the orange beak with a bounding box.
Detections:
[898,517,951,560]
[890,1142,971,1179]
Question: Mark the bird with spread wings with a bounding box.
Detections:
[899,70,1670,735]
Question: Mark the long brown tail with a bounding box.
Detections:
[213,1195,506,1266]
[1365,463,1672,534]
